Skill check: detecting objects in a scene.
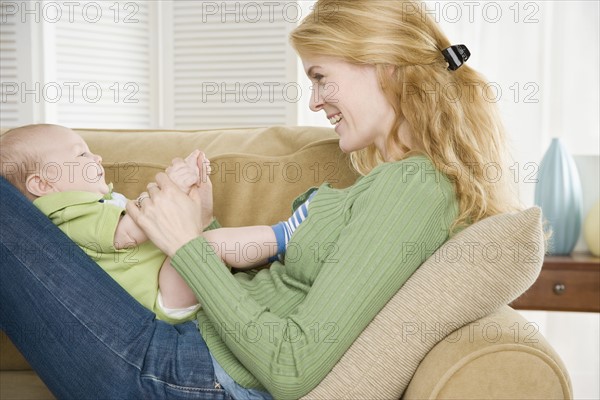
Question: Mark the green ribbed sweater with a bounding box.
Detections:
[172,156,458,399]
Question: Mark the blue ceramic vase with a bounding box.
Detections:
[534,138,583,255]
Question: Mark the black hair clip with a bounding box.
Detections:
[442,45,470,71]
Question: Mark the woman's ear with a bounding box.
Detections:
[25,174,54,197]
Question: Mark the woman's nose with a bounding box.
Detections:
[309,85,324,112]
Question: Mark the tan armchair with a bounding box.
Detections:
[0,126,572,399]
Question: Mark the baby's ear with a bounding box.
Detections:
[25,174,54,197]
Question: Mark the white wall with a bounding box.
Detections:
[521,310,600,399]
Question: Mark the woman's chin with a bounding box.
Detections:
[338,137,361,154]
[338,140,352,154]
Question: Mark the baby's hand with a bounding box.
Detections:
[166,149,201,193]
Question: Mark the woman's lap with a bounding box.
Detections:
[0,176,229,399]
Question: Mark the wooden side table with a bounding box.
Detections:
[510,252,600,312]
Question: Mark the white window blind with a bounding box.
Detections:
[0,1,153,129]
[1,1,300,130]
[51,1,153,129]
[0,2,19,127]
[167,1,298,129]
[0,0,36,128]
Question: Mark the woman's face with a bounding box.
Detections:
[302,55,397,158]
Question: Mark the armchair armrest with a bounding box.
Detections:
[403,306,572,399]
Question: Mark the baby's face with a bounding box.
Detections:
[37,126,110,195]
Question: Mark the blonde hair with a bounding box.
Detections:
[290,0,521,231]
[0,124,57,200]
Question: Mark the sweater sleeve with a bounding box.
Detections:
[204,218,221,231]
[171,161,457,399]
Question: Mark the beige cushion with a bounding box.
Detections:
[78,126,359,227]
[303,207,544,399]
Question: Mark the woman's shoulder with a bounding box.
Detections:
[354,155,455,210]
[368,155,453,189]
[373,154,432,172]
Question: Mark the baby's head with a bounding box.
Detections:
[0,124,110,200]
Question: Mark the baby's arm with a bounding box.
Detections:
[113,193,149,249]
[203,192,315,268]
[202,226,278,269]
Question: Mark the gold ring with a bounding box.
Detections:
[136,195,149,208]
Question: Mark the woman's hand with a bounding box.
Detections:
[126,173,204,258]
[197,152,214,229]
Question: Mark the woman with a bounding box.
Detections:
[0,1,519,399]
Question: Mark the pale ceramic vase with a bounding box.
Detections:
[534,138,584,255]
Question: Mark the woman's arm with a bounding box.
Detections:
[114,150,213,250]
[125,172,312,268]
[122,179,276,266]
[120,186,277,266]
[125,174,205,257]
[127,162,458,398]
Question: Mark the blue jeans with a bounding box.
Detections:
[0,176,233,399]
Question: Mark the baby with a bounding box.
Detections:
[0,124,314,323]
